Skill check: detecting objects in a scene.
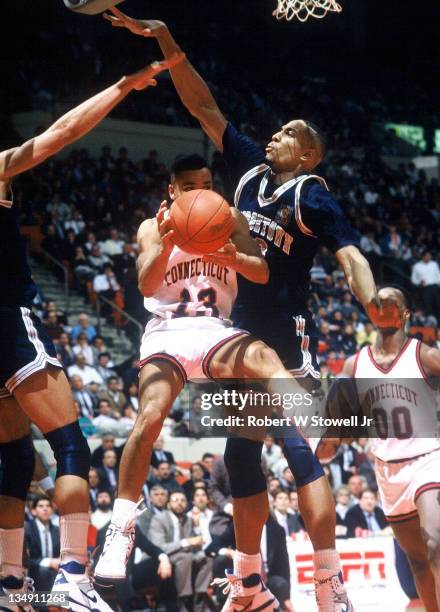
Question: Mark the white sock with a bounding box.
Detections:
[111,498,136,528]
[0,528,24,579]
[313,549,341,572]
[60,513,89,566]
[233,550,262,579]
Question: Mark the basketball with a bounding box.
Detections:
[63,0,124,15]
[169,190,234,255]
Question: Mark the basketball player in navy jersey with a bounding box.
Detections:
[318,286,440,610]
[0,56,181,612]
[105,10,399,611]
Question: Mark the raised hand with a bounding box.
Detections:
[366,296,405,330]
[125,53,185,91]
[104,7,166,38]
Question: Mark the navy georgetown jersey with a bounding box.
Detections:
[0,190,37,308]
[223,123,360,374]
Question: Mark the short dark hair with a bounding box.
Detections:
[273,490,289,500]
[377,284,412,310]
[193,487,208,500]
[171,154,208,178]
[303,119,328,161]
[32,495,52,510]
[360,488,376,499]
[202,452,214,461]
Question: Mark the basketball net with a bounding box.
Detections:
[273,0,342,22]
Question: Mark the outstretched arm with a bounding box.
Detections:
[0,55,183,181]
[336,245,401,329]
[104,9,227,150]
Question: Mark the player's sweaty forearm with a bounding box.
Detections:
[155,28,227,150]
[336,245,378,313]
[156,29,215,116]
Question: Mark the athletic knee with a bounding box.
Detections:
[422,529,440,570]
[44,421,90,481]
[133,406,164,443]
[247,343,282,375]
[408,554,431,577]
[224,438,266,498]
[283,437,324,486]
[0,435,35,500]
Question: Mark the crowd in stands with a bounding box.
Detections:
[25,434,394,610]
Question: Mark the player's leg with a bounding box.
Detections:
[417,488,440,608]
[208,335,293,611]
[95,359,183,583]
[392,515,438,611]
[0,398,35,608]
[209,334,352,611]
[12,368,112,612]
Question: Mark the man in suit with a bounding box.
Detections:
[97,449,119,494]
[149,491,213,612]
[88,468,101,511]
[137,485,169,539]
[345,489,390,538]
[25,496,60,591]
[90,434,123,468]
[99,376,127,416]
[148,461,182,495]
[150,436,176,469]
[90,433,121,468]
[262,515,294,611]
[272,491,302,535]
[70,374,97,419]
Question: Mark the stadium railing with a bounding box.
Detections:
[40,248,71,312]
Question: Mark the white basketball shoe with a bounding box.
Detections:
[314,569,355,612]
[212,570,279,612]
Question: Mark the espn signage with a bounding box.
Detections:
[288,536,409,611]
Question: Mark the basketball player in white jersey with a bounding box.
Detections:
[95,154,311,611]
[320,286,440,611]
[0,56,183,612]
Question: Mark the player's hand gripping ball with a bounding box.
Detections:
[169,190,234,255]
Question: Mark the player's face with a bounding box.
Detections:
[377,287,410,329]
[265,120,313,173]
[169,168,213,200]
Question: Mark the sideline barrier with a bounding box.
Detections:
[288,535,409,611]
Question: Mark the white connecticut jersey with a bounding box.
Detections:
[144,246,237,320]
[354,338,440,462]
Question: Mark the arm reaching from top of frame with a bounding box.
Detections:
[0,54,184,181]
[336,245,401,329]
[104,8,228,150]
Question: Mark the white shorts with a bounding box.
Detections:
[375,448,440,523]
[139,316,248,383]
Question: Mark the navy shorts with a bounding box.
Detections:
[240,313,324,486]
[0,306,61,399]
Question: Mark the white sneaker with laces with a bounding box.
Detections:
[314,569,355,612]
[51,567,114,612]
[94,516,135,583]
[0,576,35,612]
[212,570,279,612]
